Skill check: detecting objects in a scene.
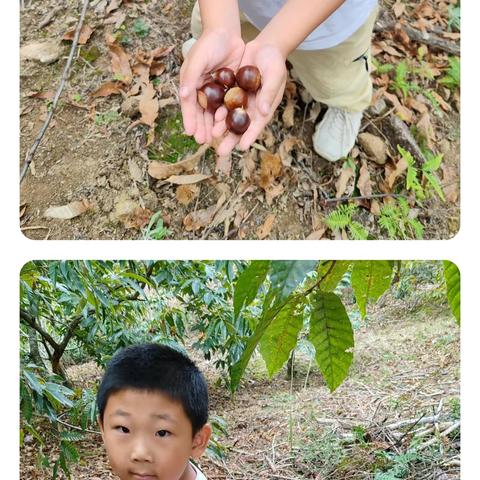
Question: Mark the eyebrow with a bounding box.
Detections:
[110,410,178,424]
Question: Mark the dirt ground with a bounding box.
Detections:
[20,296,460,479]
[19,0,460,240]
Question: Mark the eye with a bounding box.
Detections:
[115,426,130,434]
[155,430,170,438]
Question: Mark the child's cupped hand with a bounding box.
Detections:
[179,29,246,145]
[212,41,287,156]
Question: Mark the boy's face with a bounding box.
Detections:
[99,389,211,480]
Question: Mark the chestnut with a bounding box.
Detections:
[236,65,261,93]
[226,107,250,135]
[197,82,225,113]
[224,86,248,110]
[211,67,236,89]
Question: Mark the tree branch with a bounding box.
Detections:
[20,309,61,351]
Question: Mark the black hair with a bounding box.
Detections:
[97,343,208,435]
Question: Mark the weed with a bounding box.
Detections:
[449,397,460,420]
[325,204,369,240]
[439,56,460,90]
[378,198,424,240]
[133,18,150,38]
[141,212,172,240]
[94,110,120,126]
[447,4,461,32]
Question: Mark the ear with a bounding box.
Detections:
[97,415,105,441]
[191,424,212,459]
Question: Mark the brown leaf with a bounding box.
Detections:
[385,157,409,189]
[63,25,94,45]
[239,149,257,181]
[442,165,459,203]
[282,98,295,127]
[107,41,132,84]
[123,207,153,229]
[137,82,159,127]
[335,164,355,198]
[106,0,123,15]
[91,81,124,98]
[148,144,209,180]
[183,205,217,232]
[357,160,372,197]
[416,112,435,150]
[265,183,285,205]
[257,151,282,190]
[150,61,166,76]
[256,214,276,239]
[306,228,326,240]
[44,199,91,219]
[166,174,211,185]
[278,137,302,167]
[104,11,126,29]
[429,90,452,112]
[383,91,414,123]
[176,184,199,206]
[393,0,406,17]
[27,90,55,100]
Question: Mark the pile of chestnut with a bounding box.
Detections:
[197,65,262,135]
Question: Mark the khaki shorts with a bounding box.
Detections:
[190,2,379,112]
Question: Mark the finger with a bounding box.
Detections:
[179,53,210,135]
[216,131,241,156]
[256,66,286,117]
[214,105,228,124]
[212,118,227,139]
[194,103,206,144]
[204,109,214,144]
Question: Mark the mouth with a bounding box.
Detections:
[131,473,157,480]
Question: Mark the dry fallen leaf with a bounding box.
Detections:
[239,149,257,181]
[106,0,123,15]
[176,184,199,206]
[183,205,217,232]
[383,91,414,124]
[122,207,153,229]
[442,164,459,203]
[137,82,159,127]
[385,156,409,189]
[335,164,355,198]
[278,137,302,167]
[107,40,132,84]
[306,228,326,240]
[416,111,435,150]
[357,160,373,197]
[63,25,94,45]
[91,81,125,98]
[166,174,211,185]
[257,151,282,190]
[27,90,55,100]
[256,214,276,239]
[44,199,91,219]
[148,144,209,180]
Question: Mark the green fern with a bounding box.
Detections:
[422,150,445,201]
[392,62,421,99]
[325,205,369,239]
[349,221,369,240]
[439,56,460,90]
[398,146,425,200]
[378,198,424,240]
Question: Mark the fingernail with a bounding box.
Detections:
[180,86,189,97]
[261,102,270,115]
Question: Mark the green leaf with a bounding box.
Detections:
[23,369,44,395]
[351,261,393,318]
[119,272,155,288]
[443,261,460,324]
[233,261,271,319]
[267,260,317,310]
[316,261,351,292]
[308,292,354,392]
[259,298,304,377]
[44,382,74,408]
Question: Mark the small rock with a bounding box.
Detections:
[358,132,387,165]
[20,41,62,64]
[368,97,388,116]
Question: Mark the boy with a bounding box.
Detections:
[97,343,212,480]
[179,0,379,161]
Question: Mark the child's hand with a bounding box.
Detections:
[212,41,287,156]
[179,29,245,145]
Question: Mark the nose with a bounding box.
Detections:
[130,437,153,463]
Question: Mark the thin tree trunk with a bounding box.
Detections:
[27,327,46,369]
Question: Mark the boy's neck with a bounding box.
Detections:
[179,461,197,480]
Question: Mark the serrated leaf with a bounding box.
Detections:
[233,261,270,319]
[316,261,351,292]
[259,298,304,377]
[443,261,460,324]
[308,292,354,392]
[351,261,393,318]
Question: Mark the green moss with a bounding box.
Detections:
[149,111,200,163]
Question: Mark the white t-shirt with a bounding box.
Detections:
[191,461,207,480]
[237,0,378,50]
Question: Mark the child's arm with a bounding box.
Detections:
[180,0,244,143]
[256,0,347,57]
[213,0,347,155]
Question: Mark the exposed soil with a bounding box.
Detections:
[19,0,460,240]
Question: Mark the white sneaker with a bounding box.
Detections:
[312,107,363,162]
[181,38,197,60]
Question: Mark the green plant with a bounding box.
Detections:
[447,4,461,32]
[133,18,150,38]
[325,204,369,240]
[449,397,460,421]
[378,198,424,240]
[391,61,421,99]
[94,110,120,126]
[141,211,172,240]
[374,448,422,479]
[439,56,460,90]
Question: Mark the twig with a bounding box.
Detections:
[20,0,90,183]
[56,416,100,436]
[38,6,63,29]
[417,421,460,451]
[320,192,407,205]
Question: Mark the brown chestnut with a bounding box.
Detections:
[224,87,248,110]
[197,82,225,113]
[236,65,261,93]
[226,107,250,135]
[211,67,236,89]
